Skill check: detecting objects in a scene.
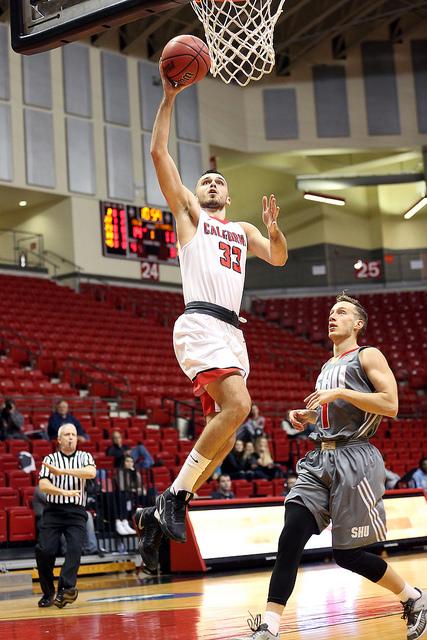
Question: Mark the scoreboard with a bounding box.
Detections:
[101,202,178,265]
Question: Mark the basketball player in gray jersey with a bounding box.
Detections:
[236,293,427,640]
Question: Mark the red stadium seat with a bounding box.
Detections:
[30,440,54,457]
[0,454,19,471]
[232,480,253,498]
[253,479,274,497]
[6,506,36,541]
[6,440,30,456]
[0,509,6,542]
[6,471,33,490]
[0,487,20,509]
[20,486,36,508]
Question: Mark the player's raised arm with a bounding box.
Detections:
[150,64,198,221]
[241,195,288,266]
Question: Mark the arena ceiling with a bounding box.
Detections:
[1,1,426,68]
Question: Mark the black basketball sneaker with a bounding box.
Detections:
[134,506,163,573]
[155,488,193,543]
[402,588,427,640]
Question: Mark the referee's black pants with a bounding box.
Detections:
[35,505,87,596]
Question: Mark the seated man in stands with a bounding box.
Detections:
[0,398,27,440]
[409,457,427,491]
[211,474,235,500]
[130,441,154,471]
[47,400,88,442]
[106,430,130,468]
[237,404,266,442]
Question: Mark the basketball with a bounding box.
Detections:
[161,35,211,88]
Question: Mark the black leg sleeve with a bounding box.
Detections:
[333,547,387,583]
[268,502,319,606]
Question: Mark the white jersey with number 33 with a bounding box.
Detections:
[179,208,247,315]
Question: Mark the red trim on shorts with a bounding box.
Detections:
[199,392,216,416]
[193,367,242,397]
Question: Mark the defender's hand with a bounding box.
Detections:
[289,410,312,430]
[304,389,341,410]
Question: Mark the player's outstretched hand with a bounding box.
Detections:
[159,61,188,96]
[304,388,340,409]
[262,194,280,235]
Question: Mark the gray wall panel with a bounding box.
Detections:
[0,104,13,181]
[105,126,134,200]
[142,133,167,207]
[24,109,55,188]
[63,44,92,117]
[176,86,200,141]
[313,65,350,138]
[411,40,427,134]
[263,88,299,140]
[22,52,52,109]
[139,61,163,131]
[178,142,203,191]
[0,23,9,101]
[361,41,400,136]
[66,117,96,194]
[102,52,130,126]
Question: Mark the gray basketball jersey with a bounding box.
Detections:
[311,346,382,442]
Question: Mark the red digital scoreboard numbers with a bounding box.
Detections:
[101,202,178,265]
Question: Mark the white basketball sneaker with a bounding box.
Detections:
[402,588,427,640]
[232,614,279,640]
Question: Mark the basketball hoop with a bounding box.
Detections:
[190,0,286,86]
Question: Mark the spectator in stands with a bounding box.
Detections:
[211,474,235,499]
[106,430,129,468]
[114,454,141,535]
[242,440,262,479]
[409,457,427,491]
[47,400,88,442]
[254,436,283,479]
[221,439,248,479]
[0,398,27,440]
[382,455,401,489]
[237,404,266,442]
[130,442,154,471]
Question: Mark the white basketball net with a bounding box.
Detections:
[190,0,286,86]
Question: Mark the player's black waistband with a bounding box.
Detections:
[184,301,240,328]
[315,439,369,451]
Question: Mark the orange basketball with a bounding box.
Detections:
[161,35,211,87]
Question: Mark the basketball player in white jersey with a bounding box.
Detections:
[234,293,427,640]
[134,64,288,571]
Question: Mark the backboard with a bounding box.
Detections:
[11,0,188,54]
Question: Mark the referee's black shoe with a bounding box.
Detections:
[134,506,163,573]
[53,587,78,608]
[38,594,54,608]
[156,488,193,543]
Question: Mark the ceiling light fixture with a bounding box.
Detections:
[19,200,28,207]
[303,192,346,206]
[403,197,427,220]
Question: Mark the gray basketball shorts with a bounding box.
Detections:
[286,442,387,549]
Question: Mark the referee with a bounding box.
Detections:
[36,423,96,608]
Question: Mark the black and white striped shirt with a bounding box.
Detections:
[39,449,96,506]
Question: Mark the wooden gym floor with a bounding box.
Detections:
[1,552,426,639]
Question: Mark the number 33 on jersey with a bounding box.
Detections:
[179,209,247,316]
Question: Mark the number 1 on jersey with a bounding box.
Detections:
[219,241,241,273]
